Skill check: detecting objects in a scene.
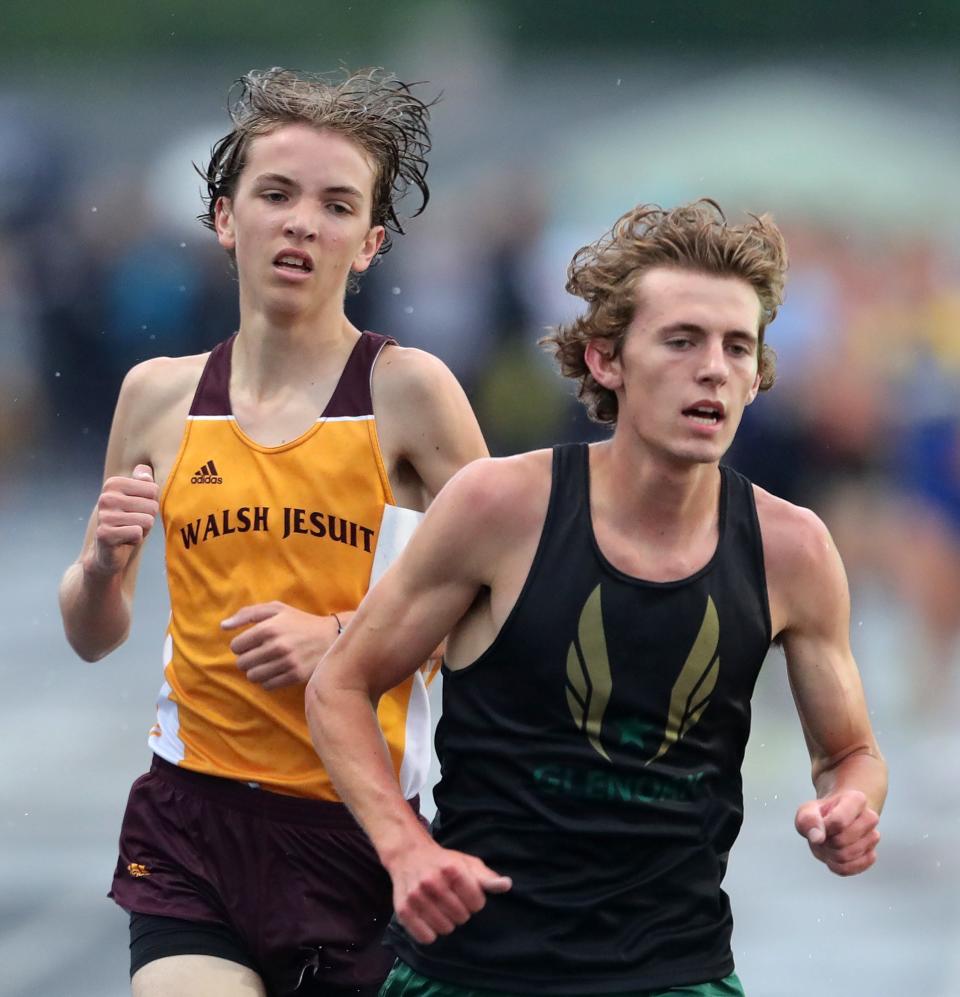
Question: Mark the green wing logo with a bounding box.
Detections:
[646,596,720,766]
[566,585,613,762]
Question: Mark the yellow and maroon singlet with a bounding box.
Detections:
[148,332,430,799]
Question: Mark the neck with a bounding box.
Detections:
[591,430,721,541]
[232,293,358,398]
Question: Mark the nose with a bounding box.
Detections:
[283,210,317,242]
[697,339,729,386]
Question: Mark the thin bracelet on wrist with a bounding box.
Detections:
[332,612,344,635]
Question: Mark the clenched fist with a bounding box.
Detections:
[795,789,880,877]
[88,464,159,576]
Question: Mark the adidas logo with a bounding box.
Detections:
[191,460,223,485]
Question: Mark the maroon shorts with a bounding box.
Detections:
[109,756,407,995]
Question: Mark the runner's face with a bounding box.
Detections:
[593,267,763,466]
[215,123,384,314]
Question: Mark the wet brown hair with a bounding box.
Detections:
[543,199,788,424]
[198,66,434,262]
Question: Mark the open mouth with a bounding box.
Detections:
[682,405,725,426]
[273,252,313,273]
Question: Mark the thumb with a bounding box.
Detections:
[479,868,513,894]
[222,602,281,630]
[795,802,826,845]
[133,463,155,482]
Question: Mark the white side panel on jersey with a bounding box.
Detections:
[398,668,432,799]
[370,503,424,587]
[370,503,431,797]
[148,630,185,763]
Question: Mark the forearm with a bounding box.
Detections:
[813,746,888,814]
[306,668,432,864]
[58,559,132,661]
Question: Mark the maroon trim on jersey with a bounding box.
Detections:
[188,335,235,417]
[187,332,395,419]
[322,331,395,418]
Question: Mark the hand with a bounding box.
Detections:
[387,839,512,944]
[222,602,338,691]
[87,464,159,576]
[795,790,880,876]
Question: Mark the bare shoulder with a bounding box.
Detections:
[433,449,554,533]
[370,343,487,501]
[754,485,836,571]
[107,352,209,478]
[371,344,460,411]
[753,484,848,634]
[118,353,207,425]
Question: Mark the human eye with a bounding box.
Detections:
[261,190,287,204]
[327,202,352,216]
[727,342,752,357]
[666,337,692,350]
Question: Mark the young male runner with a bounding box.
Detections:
[59,68,487,997]
[307,200,887,996]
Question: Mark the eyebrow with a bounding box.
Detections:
[253,174,365,200]
[659,321,758,342]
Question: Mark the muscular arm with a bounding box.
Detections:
[765,497,887,875]
[307,459,516,941]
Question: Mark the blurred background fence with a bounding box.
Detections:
[1,2,958,994]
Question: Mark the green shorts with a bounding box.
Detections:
[380,959,745,997]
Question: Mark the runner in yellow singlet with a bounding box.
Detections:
[58,68,487,997]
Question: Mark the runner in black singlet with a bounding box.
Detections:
[307,200,887,996]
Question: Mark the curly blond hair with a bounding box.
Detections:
[543,199,787,424]
[198,66,434,261]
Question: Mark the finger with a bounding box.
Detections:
[421,879,472,926]
[445,866,487,913]
[824,810,879,849]
[260,673,301,691]
[398,911,437,946]
[827,848,877,877]
[99,510,156,533]
[244,662,287,685]
[222,603,281,630]
[97,524,145,547]
[795,804,826,845]
[103,476,159,500]
[404,891,457,937]
[822,791,868,837]
[480,874,512,894]
[824,830,881,865]
[132,463,155,482]
[99,492,160,516]
[234,641,279,671]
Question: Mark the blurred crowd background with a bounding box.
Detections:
[1,2,958,995]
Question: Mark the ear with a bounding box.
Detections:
[214,196,235,251]
[745,368,762,406]
[351,225,386,274]
[584,338,623,391]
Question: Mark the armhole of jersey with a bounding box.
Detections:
[367,340,398,506]
[745,479,774,646]
[158,362,210,521]
[443,447,562,679]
